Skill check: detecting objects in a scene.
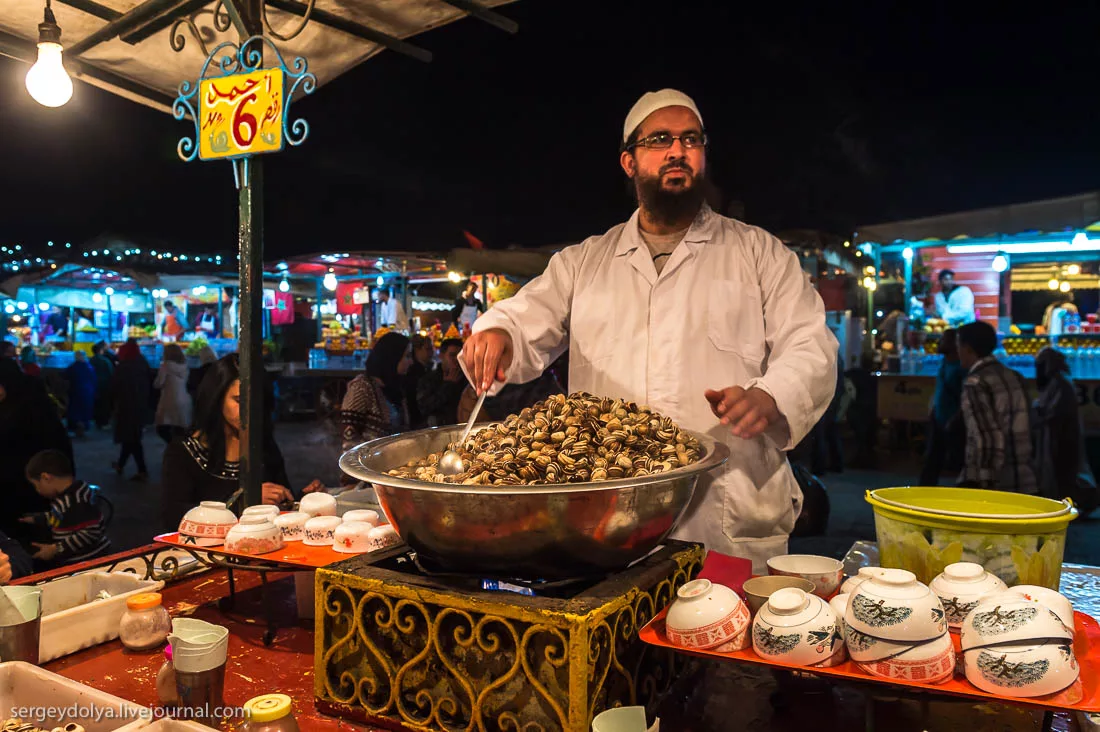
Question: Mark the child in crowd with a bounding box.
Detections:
[22,449,110,564]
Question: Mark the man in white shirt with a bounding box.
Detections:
[461,89,838,570]
[933,269,976,326]
[377,290,409,331]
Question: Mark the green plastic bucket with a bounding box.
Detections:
[865,487,1077,590]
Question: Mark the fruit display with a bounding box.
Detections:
[127,324,156,339]
[922,318,947,333]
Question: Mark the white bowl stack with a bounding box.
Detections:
[844,568,954,683]
[959,589,1078,697]
[930,562,1008,631]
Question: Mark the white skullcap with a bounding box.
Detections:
[623,89,703,144]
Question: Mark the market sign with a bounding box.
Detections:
[175,36,315,187]
[198,68,284,160]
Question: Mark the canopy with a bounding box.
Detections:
[855,191,1100,245]
[0,0,517,114]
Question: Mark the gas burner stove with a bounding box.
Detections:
[369,547,613,599]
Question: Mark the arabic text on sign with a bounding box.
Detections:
[198,68,285,160]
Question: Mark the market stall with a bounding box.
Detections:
[855,192,1100,429]
[0,239,238,369]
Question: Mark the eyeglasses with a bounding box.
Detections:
[627,131,707,150]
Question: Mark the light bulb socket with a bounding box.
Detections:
[38,5,62,45]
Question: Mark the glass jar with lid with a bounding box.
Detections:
[118,592,171,651]
[244,694,299,732]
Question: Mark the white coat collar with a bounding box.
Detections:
[614,203,718,258]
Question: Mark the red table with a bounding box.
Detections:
[41,567,373,731]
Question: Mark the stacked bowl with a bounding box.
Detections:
[929,562,1008,631]
[843,568,954,683]
[959,590,1079,697]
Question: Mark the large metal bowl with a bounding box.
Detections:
[339,425,729,580]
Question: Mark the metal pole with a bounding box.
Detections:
[238,158,265,508]
[236,8,266,508]
[315,278,323,342]
[217,285,225,339]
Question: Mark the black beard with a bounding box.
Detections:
[633,163,706,228]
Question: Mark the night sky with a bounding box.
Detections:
[2,1,1099,260]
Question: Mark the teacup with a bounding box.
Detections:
[960,592,1073,652]
[845,568,947,642]
[767,555,843,598]
[930,562,1008,631]
[752,588,843,667]
[299,492,338,517]
[742,576,816,616]
[963,639,1079,697]
[666,579,751,652]
[858,632,955,684]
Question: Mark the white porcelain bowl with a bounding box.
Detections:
[303,516,342,546]
[840,567,884,597]
[367,524,400,552]
[666,579,751,652]
[963,639,1079,697]
[930,562,1008,630]
[342,509,380,526]
[240,505,281,522]
[1011,585,1075,632]
[273,511,309,542]
[224,516,284,555]
[742,576,816,616]
[752,588,843,667]
[829,593,851,634]
[178,501,237,547]
[333,521,374,554]
[767,555,844,598]
[960,592,1073,651]
[844,623,925,663]
[299,492,338,518]
[846,568,947,642]
[858,632,956,684]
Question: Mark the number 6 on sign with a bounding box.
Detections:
[198,67,284,160]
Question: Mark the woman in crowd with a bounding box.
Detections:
[0,360,72,541]
[1034,347,1097,515]
[188,345,218,394]
[20,347,41,378]
[64,350,97,436]
[161,354,322,530]
[90,341,114,429]
[154,344,192,443]
[340,332,411,451]
[404,334,433,429]
[111,339,151,481]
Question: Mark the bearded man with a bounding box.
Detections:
[462,89,837,570]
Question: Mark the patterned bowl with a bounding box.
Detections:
[963,639,1079,697]
[178,501,238,547]
[930,562,1008,630]
[959,592,1073,651]
[845,568,947,643]
[752,588,843,667]
[767,555,843,598]
[667,579,751,652]
[1011,585,1075,631]
[858,632,956,684]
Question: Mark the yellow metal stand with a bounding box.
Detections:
[314,543,704,731]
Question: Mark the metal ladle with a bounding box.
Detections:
[438,390,488,476]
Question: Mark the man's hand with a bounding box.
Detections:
[301,479,325,495]
[31,542,60,561]
[705,386,780,440]
[0,551,11,585]
[461,328,513,394]
[262,482,295,506]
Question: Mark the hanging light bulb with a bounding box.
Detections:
[104,286,114,296]
[1067,264,1081,276]
[323,272,338,291]
[1060,281,1072,293]
[91,293,102,303]
[1048,278,1060,290]
[991,254,1009,273]
[278,278,290,293]
[25,0,73,108]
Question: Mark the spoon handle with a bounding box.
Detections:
[460,390,488,445]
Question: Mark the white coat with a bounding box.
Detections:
[154,361,193,428]
[471,205,838,572]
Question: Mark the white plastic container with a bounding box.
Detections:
[0,661,151,732]
[37,571,165,663]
